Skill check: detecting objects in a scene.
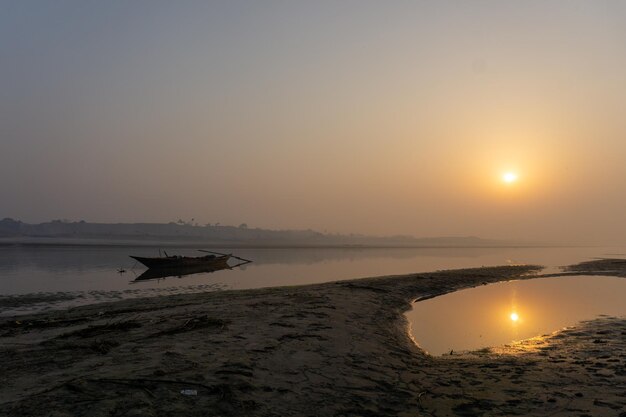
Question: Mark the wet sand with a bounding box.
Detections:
[1,261,625,416]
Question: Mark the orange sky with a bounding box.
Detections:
[2,2,626,244]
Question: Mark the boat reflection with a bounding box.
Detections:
[131,258,251,282]
[131,264,230,282]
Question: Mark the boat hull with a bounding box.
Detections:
[130,254,231,269]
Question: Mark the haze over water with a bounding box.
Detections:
[2,2,626,245]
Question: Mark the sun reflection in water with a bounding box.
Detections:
[407,276,626,356]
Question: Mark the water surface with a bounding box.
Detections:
[1,244,624,315]
[406,275,626,355]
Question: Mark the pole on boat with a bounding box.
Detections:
[198,249,229,256]
[198,249,252,264]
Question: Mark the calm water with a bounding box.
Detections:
[407,275,626,355]
[0,244,624,315]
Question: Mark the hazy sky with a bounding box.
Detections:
[2,1,626,244]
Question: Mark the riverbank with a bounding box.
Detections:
[1,261,624,416]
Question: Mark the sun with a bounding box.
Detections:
[510,312,519,322]
[502,172,518,183]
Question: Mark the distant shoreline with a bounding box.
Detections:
[0,236,591,250]
[0,218,541,248]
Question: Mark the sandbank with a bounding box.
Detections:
[1,261,625,416]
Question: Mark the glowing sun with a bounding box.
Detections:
[510,312,519,322]
[502,172,518,183]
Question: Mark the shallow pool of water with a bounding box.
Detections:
[406,275,626,355]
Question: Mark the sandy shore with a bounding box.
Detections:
[1,261,625,416]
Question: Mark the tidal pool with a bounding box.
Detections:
[406,275,626,355]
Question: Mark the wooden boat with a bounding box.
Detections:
[129,253,231,269]
[128,250,251,282]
